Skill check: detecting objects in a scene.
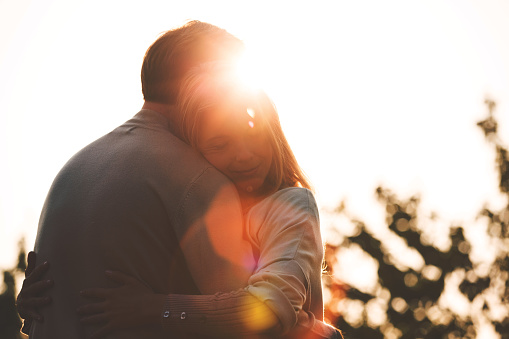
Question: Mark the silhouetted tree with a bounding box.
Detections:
[324,98,509,338]
[0,239,26,338]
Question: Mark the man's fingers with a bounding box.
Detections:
[105,270,151,292]
[26,251,36,278]
[80,288,110,300]
[76,302,106,316]
[25,261,50,284]
[27,310,44,322]
[104,270,132,285]
[18,296,51,308]
[21,318,33,333]
[23,279,54,296]
[90,325,114,339]
[80,313,108,325]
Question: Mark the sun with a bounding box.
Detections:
[233,48,266,92]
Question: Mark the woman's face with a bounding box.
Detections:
[196,102,273,197]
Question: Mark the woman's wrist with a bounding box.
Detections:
[161,295,171,330]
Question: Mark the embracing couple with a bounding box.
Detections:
[17,21,343,339]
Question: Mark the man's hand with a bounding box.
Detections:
[16,251,53,328]
[77,270,165,339]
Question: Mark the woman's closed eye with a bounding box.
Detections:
[210,142,228,150]
[202,139,230,152]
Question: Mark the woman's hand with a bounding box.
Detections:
[16,251,54,323]
[77,270,166,339]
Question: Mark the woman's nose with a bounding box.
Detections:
[235,141,254,162]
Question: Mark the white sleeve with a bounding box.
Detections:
[245,188,324,333]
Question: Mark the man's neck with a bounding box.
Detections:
[142,100,182,136]
[142,101,175,120]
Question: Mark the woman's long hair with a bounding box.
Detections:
[176,62,312,193]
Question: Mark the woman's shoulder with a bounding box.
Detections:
[245,187,320,246]
[251,187,318,219]
[269,187,317,208]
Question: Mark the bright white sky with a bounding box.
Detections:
[1,0,509,292]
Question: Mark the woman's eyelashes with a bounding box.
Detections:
[201,139,229,152]
[210,141,229,151]
[200,121,264,155]
[199,136,231,153]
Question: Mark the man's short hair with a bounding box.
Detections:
[141,21,244,105]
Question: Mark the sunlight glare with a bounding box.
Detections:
[247,108,256,118]
[234,49,264,92]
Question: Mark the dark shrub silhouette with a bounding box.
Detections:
[324,99,509,338]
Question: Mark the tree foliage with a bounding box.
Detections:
[324,99,509,338]
[0,239,26,339]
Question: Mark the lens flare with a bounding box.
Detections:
[247,108,256,119]
[247,108,255,128]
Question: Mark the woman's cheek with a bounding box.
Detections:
[204,153,230,176]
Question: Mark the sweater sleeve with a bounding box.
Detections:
[162,188,324,337]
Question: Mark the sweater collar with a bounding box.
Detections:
[131,107,180,136]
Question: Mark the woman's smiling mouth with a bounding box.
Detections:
[233,165,260,177]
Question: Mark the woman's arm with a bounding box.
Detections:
[79,272,281,338]
[158,188,319,336]
[79,188,333,338]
